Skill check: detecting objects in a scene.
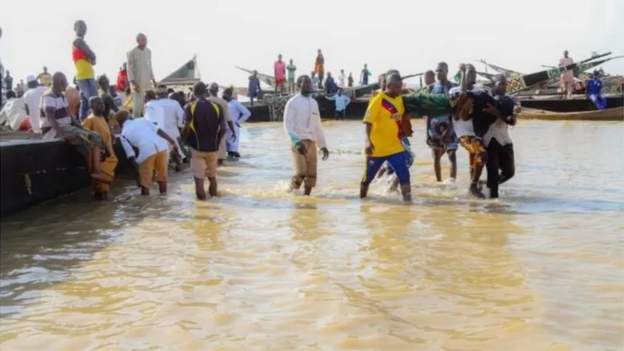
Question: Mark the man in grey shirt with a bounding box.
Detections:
[127,33,157,117]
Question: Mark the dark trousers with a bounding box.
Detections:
[335,109,346,120]
[486,139,514,197]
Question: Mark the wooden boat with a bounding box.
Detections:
[518,107,623,121]
[1,133,90,215]
[519,94,623,112]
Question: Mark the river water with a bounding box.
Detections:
[1,120,623,350]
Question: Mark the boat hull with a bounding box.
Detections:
[1,137,90,215]
[520,95,623,112]
[519,107,624,121]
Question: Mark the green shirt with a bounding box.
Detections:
[287,64,296,81]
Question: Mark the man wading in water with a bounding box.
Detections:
[483,75,517,198]
[360,73,412,202]
[283,75,330,195]
[451,64,488,198]
[184,82,225,200]
[426,62,458,183]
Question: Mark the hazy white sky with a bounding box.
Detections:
[1,0,622,88]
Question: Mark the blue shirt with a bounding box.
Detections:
[586,79,602,96]
[248,77,261,97]
[333,94,350,111]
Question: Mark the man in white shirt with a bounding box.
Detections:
[0,90,28,131]
[208,83,235,165]
[283,75,330,195]
[150,89,187,168]
[127,33,157,117]
[222,87,251,160]
[338,69,346,87]
[144,90,165,129]
[22,75,48,133]
[115,110,178,196]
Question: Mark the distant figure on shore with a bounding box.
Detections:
[360,73,411,202]
[248,70,262,106]
[23,75,47,133]
[208,83,235,165]
[314,49,324,89]
[324,72,338,95]
[4,70,13,91]
[72,20,98,120]
[310,71,320,89]
[559,50,575,99]
[82,97,118,200]
[38,66,52,87]
[283,75,329,196]
[222,86,251,160]
[116,63,128,92]
[376,73,387,94]
[324,88,350,120]
[484,75,517,199]
[338,69,346,88]
[16,79,25,97]
[41,72,107,185]
[287,59,297,94]
[360,64,371,85]
[348,72,354,87]
[274,54,286,93]
[127,33,156,116]
[184,82,225,200]
[586,70,606,110]
[426,62,457,183]
[116,109,178,196]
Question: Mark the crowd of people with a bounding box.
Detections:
[260,50,370,99]
[0,20,251,201]
[0,21,607,203]
[282,62,520,201]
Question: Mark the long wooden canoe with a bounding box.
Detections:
[518,107,624,121]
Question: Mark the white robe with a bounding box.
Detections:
[150,98,185,159]
[226,99,251,152]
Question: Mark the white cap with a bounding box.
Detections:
[26,75,37,83]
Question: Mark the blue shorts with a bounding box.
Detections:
[362,151,411,186]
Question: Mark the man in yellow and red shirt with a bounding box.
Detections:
[72,20,98,120]
[360,72,411,202]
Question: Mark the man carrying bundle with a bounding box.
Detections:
[426,62,458,183]
[402,64,502,198]
[483,75,518,198]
